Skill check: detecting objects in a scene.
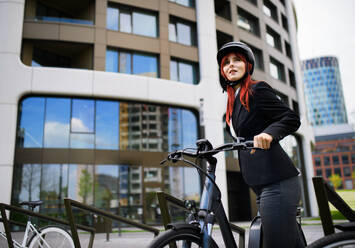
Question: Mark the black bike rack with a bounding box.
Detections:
[0,202,95,248]
[156,191,246,248]
[312,176,355,236]
[64,198,160,248]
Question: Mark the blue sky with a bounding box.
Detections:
[294,0,355,124]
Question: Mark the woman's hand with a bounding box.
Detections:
[253,133,273,149]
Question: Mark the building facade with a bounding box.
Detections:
[0,0,317,224]
[312,126,355,189]
[302,56,348,126]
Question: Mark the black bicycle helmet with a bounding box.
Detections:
[217,41,255,91]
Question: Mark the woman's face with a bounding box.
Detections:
[222,53,246,82]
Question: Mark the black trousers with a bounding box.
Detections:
[252,176,305,248]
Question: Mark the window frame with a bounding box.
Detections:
[170,57,199,85]
[106,47,160,78]
[169,16,197,46]
[107,4,159,38]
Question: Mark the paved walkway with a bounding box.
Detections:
[77,220,331,247]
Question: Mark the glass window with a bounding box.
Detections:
[342,154,349,164]
[106,49,118,72]
[237,7,260,37]
[334,167,342,176]
[288,69,296,88]
[68,164,95,205]
[133,11,157,37]
[169,17,196,46]
[106,49,157,78]
[17,97,198,153]
[70,99,95,149]
[169,23,177,42]
[71,99,95,133]
[263,0,278,22]
[44,98,71,148]
[269,56,285,82]
[344,167,351,177]
[13,164,41,203]
[215,0,231,20]
[266,26,281,51]
[332,155,339,165]
[314,157,321,166]
[316,169,322,177]
[120,10,132,33]
[96,101,119,150]
[133,53,158,78]
[107,7,119,30]
[169,0,194,7]
[324,156,330,166]
[18,98,45,148]
[352,153,355,163]
[119,52,132,74]
[170,58,199,84]
[285,41,292,59]
[107,5,158,38]
[325,168,332,178]
[281,14,288,31]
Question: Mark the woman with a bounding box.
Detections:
[217,41,304,248]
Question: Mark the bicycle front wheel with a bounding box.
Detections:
[27,226,75,248]
[307,231,355,248]
[148,228,219,248]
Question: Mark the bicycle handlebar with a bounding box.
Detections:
[161,139,259,165]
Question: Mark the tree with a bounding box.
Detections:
[329,174,342,190]
[78,169,93,204]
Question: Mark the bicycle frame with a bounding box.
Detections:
[198,155,238,248]
[0,220,51,248]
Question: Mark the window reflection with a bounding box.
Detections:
[44,98,70,148]
[107,7,119,30]
[106,49,118,72]
[133,53,158,78]
[170,59,199,84]
[18,96,198,152]
[71,99,95,133]
[133,12,157,37]
[169,17,196,46]
[106,49,157,78]
[96,101,119,149]
[107,4,158,38]
[18,98,45,148]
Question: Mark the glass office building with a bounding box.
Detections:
[301,56,348,126]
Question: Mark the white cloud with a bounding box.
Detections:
[71,117,90,132]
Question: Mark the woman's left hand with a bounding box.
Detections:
[253,133,273,149]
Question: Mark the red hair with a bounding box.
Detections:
[220,53,257,125]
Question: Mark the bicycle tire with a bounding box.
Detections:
[27,226,75,248]
[148,227,219,248]
[307,231,355,248]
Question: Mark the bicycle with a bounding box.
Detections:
[0,200,74,248]
[148,138,306,248]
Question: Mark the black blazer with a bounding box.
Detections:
[226,81,301,186]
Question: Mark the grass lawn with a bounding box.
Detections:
[326,189,355,220]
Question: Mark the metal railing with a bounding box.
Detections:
[312,176,355,235]
[156,191,245,248]
[0,203,95,248]
[64,198,160,248]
